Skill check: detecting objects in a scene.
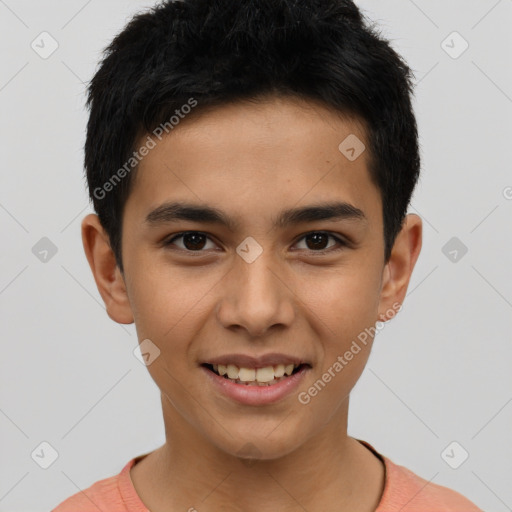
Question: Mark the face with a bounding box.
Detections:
[83,95,421,461]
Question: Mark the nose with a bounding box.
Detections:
[215,249,295,338]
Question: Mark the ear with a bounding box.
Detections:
[377,213,422,322]
[81,213,134,324]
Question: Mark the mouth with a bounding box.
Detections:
[201,362,310,387]
[201,360,311,406]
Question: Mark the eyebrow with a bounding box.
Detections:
[144,200,367,230]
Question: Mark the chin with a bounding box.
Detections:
[210,427,306,463]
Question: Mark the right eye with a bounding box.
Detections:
[164,231,218,252]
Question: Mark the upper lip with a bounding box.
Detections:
[202,353,311,369]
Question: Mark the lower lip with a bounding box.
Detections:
[201,365,310,406]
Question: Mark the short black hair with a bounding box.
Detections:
[84,0,420,274]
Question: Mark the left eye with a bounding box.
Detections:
[294,232,345,252]
[164,231,346,253]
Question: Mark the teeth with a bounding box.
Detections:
[238,367,256,382]
[255,366,275,382]
[227,364,239,380]
[210,363,301,383]
[274,364,285,378]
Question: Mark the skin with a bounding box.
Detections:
[82,94,422,512]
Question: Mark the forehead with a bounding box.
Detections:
[125,95,381,229]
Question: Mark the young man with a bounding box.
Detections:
[53,0,483,510]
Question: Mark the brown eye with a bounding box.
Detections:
[305,233,329,250]
[294,232,346,252]
[166,231,216,251]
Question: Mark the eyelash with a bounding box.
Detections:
[163,231,348,255]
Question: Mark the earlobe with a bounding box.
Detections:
[377,213,422,322]
[81,213,134,324]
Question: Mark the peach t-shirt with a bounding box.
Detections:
[52,440,482,511]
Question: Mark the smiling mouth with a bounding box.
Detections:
[202,363,310,386]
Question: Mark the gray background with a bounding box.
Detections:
[1,0,511,510]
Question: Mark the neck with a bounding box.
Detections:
[130,395,385,512]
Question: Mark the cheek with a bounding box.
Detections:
[296,261,382,338]
[126,254,219,340]
[294,263,381,401]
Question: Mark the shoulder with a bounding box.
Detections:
[378,456,483,512]
[51,460,135,512]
